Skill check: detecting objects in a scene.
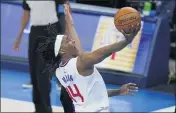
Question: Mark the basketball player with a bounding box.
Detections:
[42,4,140,112]
[56,5,140,112]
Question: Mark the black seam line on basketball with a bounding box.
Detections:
[115,16,140,26]
[114,12,140,22]
[115,18,140,26]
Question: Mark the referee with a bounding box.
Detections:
[13,0,71,113]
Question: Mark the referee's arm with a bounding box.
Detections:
[14,0,30,50]
[19,0,30,36]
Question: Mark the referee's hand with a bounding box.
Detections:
[13,38,21,51]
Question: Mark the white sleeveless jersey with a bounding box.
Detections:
[56,57,109,112]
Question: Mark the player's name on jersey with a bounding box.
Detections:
[62,74,74,84]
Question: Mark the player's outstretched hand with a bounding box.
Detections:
[120,83,138,96]
[121,23,141,43]
[64,4,74,25]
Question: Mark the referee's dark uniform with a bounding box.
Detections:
[22,0,74,113]
[22,1,59,113]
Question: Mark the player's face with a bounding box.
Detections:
[61,37,78,57]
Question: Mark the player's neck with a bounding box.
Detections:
[61,55,72,64]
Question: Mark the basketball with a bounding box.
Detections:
[114,7,141,32]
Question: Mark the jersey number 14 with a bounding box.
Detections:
[66,84,84,103]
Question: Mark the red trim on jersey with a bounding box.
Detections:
[66,84,84,102]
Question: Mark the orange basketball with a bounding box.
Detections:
[114,7,141,32]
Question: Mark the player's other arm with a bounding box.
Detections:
[78,25,140,70]
[107,89,121,97]
[107,83,138,97]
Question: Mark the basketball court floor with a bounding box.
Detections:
[1,69,175,112]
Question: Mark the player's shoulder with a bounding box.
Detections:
[77,51,93,68]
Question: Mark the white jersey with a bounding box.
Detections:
[56,57,109,112]
[26,1,58,26]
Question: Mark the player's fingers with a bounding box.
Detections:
[64,9,69,19]
[129,89,138,92]
[130,86,138,90]
[120,30,126,36]
[136,23,141,32]
[133,27,138,36]
[64,4,68,8]
[121,30,130,37]
[64,6,67,14]
[65,4,69,12]
[64,4,68,12]
[131,23,139,35]
[132,26,137,35]
[128,83,137,86]
[64,9,66,15]
[128,25,135,35]
[63,4,67,9]
[65,4,69,8]
[128,25,133,33]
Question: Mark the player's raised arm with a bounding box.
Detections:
[78,24,140,70]
[64,4,84,54]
